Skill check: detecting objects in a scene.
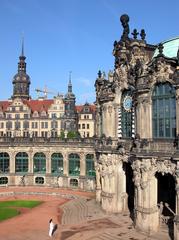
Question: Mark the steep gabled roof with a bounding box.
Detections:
[0,101,11,111]
[76,104,96,113]
[23,99,54,113]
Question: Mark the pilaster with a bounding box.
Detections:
[46,151,51,174]
[63,152,68,176]
[9,152,15,174]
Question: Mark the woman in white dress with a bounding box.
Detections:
[49,219,54,237]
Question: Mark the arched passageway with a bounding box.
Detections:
[123,162,134,216]
[156,173,176,216]
[156,173,176,239]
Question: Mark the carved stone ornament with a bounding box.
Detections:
[132,158,176,187]
[148,60,174,85]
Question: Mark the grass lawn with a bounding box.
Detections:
[0,200,42,222]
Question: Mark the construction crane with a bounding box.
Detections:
[35,86,55,99]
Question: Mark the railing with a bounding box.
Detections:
[158,202,175,226]
[0,136,95,146]
[0,136,177,154]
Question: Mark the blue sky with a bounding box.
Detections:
[0,0,179,104]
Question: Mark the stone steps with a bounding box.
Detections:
[86,231,128,240]
[61,197,89,225]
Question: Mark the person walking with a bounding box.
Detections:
[49,219,54,237]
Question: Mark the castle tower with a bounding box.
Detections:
[62,72,77,132]
[12,40,31,99]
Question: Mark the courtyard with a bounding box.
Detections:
[0,187,170,240]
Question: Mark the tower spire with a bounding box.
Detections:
[12,39,31,100]
[21,35,24,57]
[68,71,72,93]
[18,36,26,73]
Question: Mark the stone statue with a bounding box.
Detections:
[120,14,130,41]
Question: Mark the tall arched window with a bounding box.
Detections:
[121,90,133,138]
[0,152,10,173]
[69,153,80,176]
[152,83,176,138]
[33,152,46,173]
[15,152,28,173]
[51,153,63,175]
[86,154,95,177]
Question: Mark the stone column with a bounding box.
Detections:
[80,153,85,176]
[46,152,51,174]
[61,152,68,188]
[9,152,15,174]
[9,151,16,186]
[79,153,85,190]
[95,162,102,203]
[135,172,159,234]
[113,160,127,212]
[63,152,68,176]
[28,150,34,174]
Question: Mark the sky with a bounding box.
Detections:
[0,0,179,104]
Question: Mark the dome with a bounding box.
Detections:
[13,72,30,84]
[153,37,179,58]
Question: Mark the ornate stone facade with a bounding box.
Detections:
[95,14,179,239]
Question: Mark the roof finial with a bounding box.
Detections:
[69,71,72,84]
[120,14,130,41]
[21,32,24,57]
[68,71,72,93]
[158,43,164,56]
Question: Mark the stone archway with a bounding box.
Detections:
[123,162,135,218]
[156,172,176,239]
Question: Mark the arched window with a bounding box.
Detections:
[51,153,63,175]
[0,177,8,185]
[86,154,95,177]
[69,153,80,176]
[35,177,44,184]
[15,152,28,173]
[70,178,78,187]
[121,91,133,138]
[33,152,46,173]
[152,83,176,138]
[0,152,10,173]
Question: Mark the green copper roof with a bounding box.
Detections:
[153,37,179,58]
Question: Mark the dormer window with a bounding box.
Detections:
[41,111,46,117]
[0,112,4,118]
[33,111,39,118]
[84,107,89,112]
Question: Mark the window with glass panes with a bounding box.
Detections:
[86,154,95,177]
[15,152,28,173]
[121,91,132,138]
[51,153,63,175]
[0,152,9,173]
[0,177,8,184]
[51,121,58,129]
[70,178,78,187]
[33,152,46,173]
[69,153,80,176]
[35,177,44,184]
[152,83,176,138]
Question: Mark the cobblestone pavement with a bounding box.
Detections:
[0,187,170,240]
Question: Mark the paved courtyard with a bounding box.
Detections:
[0,187,170,240]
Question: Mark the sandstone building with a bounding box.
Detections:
[0,13,179,239]
[95,14,179,239]
[0,44,96,191]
